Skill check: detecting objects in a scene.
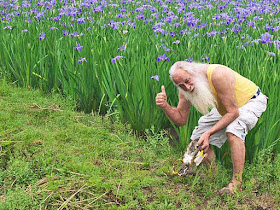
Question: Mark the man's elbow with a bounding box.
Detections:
[227,109,239,120]
[176,121,186,127]
[175,118,187,127]
[176,110,188,126]
[233,109,239,119]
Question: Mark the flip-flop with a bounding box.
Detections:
[218,187,234,196]
[218,183,236,196]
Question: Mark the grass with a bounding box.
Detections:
[1,0,280,161]
[0,82,279,209]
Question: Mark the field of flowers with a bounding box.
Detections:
[0,0,279,162]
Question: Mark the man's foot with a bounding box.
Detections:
[218,182,241,196]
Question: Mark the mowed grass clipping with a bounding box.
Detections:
[0,82,279,209]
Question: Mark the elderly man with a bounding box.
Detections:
[155,61,268,194]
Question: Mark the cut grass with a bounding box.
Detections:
[0,82,279,209]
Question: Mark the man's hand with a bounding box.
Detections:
[197,131,211,151]
[155,86,168,109]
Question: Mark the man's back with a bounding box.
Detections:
[207,64,258,115]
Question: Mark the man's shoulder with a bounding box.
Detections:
[211,65,235,81]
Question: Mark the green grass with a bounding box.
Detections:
[1,0,280,162]
[0,82,279,209]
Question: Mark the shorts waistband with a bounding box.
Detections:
[251,88,261,99]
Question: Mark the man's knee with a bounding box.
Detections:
[226,132,244,144]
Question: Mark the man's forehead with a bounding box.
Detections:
[171,69,191,82]
[171,74,182,83]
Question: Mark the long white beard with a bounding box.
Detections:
[179,76,217,115]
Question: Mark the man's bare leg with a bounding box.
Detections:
[219,132,245,194]
[203,146,217,170]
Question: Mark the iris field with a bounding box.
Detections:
[0,0,279,163]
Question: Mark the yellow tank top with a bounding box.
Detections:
[207,64,258,116]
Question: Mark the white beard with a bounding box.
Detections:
[179,75,217,115]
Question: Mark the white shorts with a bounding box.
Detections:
[190,91,268,148]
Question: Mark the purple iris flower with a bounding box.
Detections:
[26,18,32,23]
[150,75,160,81]
[87,17,94,23]
[112,56,125,63]
[213,14,220,20]
[202,54,210,61]
[247,21,255,28]
[185,57,193,62]
[260,32,272,44]
[22,1,31,8]
[50,27,59,31]
[265,51,276,56]
[63,30,69,36]
[74,43,83,51]
[172,40,180,44]
[110,21,119,29]
[220,30,226,35]
[136,14,145,20]
[207,30,217,37]
[265,23,272,31]
[35,11,45,20]
[3,26,12,30]
[151,13,159,20]
[232,25,241,33]
[22,29,28,33]
[70,32,78,37]
[200,23,207,28]
[170,31,176,37]
[77,17,85,24]
[162,44,170,52]
[118,44,126,52]
[78,57,87,64]
[157,54,169,62]
[130,22,136,29]
[53,16,60,22]
[274,40,280,49]
[273,26,280,32]
[154,28,165,35]
[39,32,46,40]
[250,39,260,46]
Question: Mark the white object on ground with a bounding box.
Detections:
[194,150,205,166]
[183,154,193,164]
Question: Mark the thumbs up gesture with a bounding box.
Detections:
[155,86,168,109]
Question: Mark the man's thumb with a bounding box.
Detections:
[161,85,166,95]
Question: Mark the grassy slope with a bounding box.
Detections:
[0,82,279,209]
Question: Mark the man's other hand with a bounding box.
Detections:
[197,131,211,152]
[156,86,168,109]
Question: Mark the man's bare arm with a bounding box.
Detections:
[155,86,191,126]
[162,92,191,126]
[207,67,239,136]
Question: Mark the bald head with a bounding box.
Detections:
[169,61,208,79]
